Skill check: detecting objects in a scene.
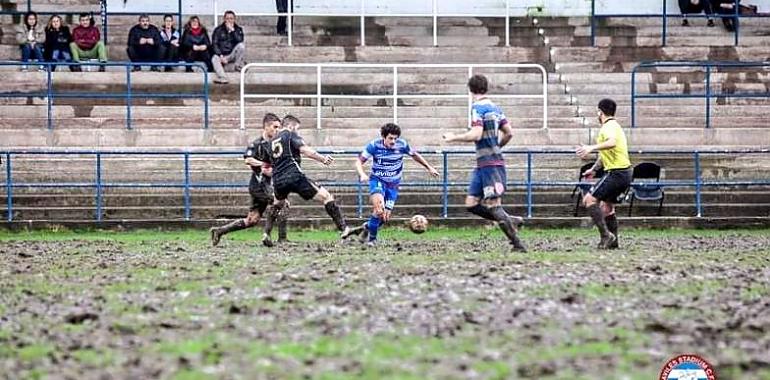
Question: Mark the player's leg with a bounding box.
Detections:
[276,201,290,243]
[583,175,616,249]
[466,168,497,220]
[210,208,262,247]
[300,177,360,238]
[364,178,386,244]
[263,186,290,247]
[480,167,527,252]
[602,201,619,249]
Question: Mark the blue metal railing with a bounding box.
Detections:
[630,61,770,128]
[2,149,770,223]
[0,61,209,130]
[0,0,184,46]
[591,0,770,47]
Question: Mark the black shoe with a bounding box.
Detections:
[164,66,173,72]
[681,19,689,27]
[98,65,106,72]
[261,233,274,247]
[185,66,194,73]
[512,243,528,253]
[210,227,221,247]
[707,19,715,27]
[278,30,288,36]
[340,224,365,240]
[150,66,161,72]
[131,66,140,72]
[598,233,617,250]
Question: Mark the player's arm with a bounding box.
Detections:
[442,127,483,143]
[583,157,603,177]
[411,152,439,178]
[498,120,513,148]
[355,157,369,182]
[576,136,616,159]
[261,163,273,177]
[299,145,333,166]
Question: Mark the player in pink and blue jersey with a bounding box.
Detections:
[355,123,439,246]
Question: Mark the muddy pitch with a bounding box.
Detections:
[1,228,769,379]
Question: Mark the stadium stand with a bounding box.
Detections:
[1,0,769,224]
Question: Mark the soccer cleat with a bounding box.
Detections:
[276,238,290,245]
[598,232,617,250]
[340,224,365,240]
[358,224,370,243]
[608,238,619,250]
[209,227,221,247]
[509,215,524,230]
[261,233,274,248]
[366,240,377,248]
[511,242,528,253]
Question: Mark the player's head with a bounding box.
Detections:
[380,123,401,148]
[262,113,281,137]
[282,114,301,132]
[467,74,488,96]
[597,98,617,122]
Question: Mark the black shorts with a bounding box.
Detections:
[249,182,273,214]
[591,168,632,203]
[274,175,320,201]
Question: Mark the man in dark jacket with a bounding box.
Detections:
[679,0,715,26]
[211,10,246,84]
[127,14,162,71]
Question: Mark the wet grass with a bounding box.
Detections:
[0,227,769,379]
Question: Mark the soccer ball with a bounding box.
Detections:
[409,214,428,234]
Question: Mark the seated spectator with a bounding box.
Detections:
[180,16,213,73]
[711,0,738,31]
[43,15,73,71]
[159,14,180,72]
[211,10,246,84]
[127,14,162,72]
[70,13,108,72]
[679,0,715,26]
[15,11,45,71]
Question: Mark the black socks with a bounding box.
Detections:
[324,201,346,231]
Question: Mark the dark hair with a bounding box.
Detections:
[224,10,236,18]
[138,13,149,21]
[380,123,401,138]
[24,11,38,28]
[163,14,174,21]
[263,113,280,126]
[467,74,488,95]
[598,98,617,117]
[184,16,205,31]
[282,115,301,128]
[79,13,95,27]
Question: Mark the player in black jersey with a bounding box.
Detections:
[260,115,303,247]
[266,117,362,239]
[209,113,280,246]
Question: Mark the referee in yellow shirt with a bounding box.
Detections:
[576,99,632,249]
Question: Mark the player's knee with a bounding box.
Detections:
[583,194,597,207]
[244,215,258,226]
[465,197,480,208]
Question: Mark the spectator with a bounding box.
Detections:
[711,0,738,31]
[70,13,108,72]
[15,11,45,71]
[43,15,73,71]
[276,0,292,36]
[179,16,213,73]
[679,0,715,26]
[127,14,162,72]
[159,14,180,72]
[211,10,245,84]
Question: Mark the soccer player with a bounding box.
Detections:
[442,74,526,252]
[355,123,439,246]
[267,117,361,239]
[260,114,303,247]
[576,98,632,249]
[209,113,280,246]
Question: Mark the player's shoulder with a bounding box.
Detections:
[395,137,410,147]
[366,138,383,148]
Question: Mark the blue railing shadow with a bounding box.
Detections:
[591,0,770,47]
[630,61,770,128]
[0,61,209,130]
[3,149,770,223]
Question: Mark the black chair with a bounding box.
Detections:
[571,163,605,216]
[628,162,665,216]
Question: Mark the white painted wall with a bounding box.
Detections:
[113,0,770,17]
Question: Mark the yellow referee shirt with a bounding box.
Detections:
[597,118,631,170]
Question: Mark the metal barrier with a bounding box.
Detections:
[591,0,770,47]
[0,0,185,44]
[214,0,515,47]
[240,63,548,130]
[630,61,770,128]
[3,148,769,222]
[0,61,210,130]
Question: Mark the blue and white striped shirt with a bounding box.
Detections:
[359,138,415,184]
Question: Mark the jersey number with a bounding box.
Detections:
[271,139,283,158]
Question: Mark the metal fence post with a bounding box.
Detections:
[467,66,473,128]
[705,65,712,128]
[631,68,637,128]
[526,152,533,218]
[360,0,366,46]
[126,65,132,130]
[183,152,191,221]
[96,153,103,222]
[288,0,293,46]
[203,66,210,129]
[694,151,702,217]
[316,65,322,129]
[356,180,363,218]
[177,0,183,27]
[432,0,438,46]
[733,3,739,46]
[661,0,667,47]
[5,153,12,222]
[26,0,31,12]
[590,0,596,47]
[101,0,108,46]
[505,0,510,47]
[442,152,448,218]
[392,66,398,123]
[46,65,53,130]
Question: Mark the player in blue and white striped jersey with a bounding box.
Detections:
[355,123,439,246]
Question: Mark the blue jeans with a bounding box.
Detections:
[20,43,44,63]
[48,49,72,71]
